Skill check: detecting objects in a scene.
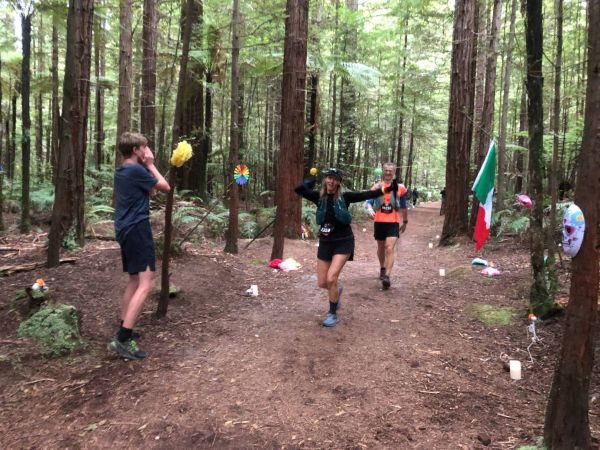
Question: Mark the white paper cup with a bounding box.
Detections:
[428,243,433,249]
[509,360,522,380]
[439,268,445,277]
[250,285,259,296]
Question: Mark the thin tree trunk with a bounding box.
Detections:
[20,11,32,233]
[51,17,60,177]
[515,87,527,193]
[395,26,408,180]
[270,0,309,260]
[525,0,552,316]
[94,11,105,169]
[224,0,241,254]
[544,2,600,445]
[549,0,563,245]
[141,0,157,148]
[35,13,44,178]
[116,0,133,166]
[497,0,516,211]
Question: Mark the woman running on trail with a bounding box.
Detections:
[295,168,398,327]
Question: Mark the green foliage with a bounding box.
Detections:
[18,304,85,356]
[302,204,318,237]
[62,226,79,251]
[492,208,530,238]
[29,183,54,213]
[518,437,547,450]
[471,304,517,326]
[239,212,258,238]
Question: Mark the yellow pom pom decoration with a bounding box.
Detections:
[170,141,193,167]
[310,167,317,176]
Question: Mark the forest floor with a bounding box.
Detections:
[0,201,599,449]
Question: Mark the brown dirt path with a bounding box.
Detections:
[0,201,598,449]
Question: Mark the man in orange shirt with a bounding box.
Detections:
[366,162,408,289]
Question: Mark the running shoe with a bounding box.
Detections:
[107,338,147,360]
[382,275,391,290]
[322,313,339,327]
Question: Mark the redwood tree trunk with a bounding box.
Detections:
[544,2,600,446]
[20,11,32,234]
[47,0,94,267]
[141,0,157,148]
[441,0,476,244]
[525,0,552,316]
[224,0,242,254]
[270,0,309,260]
[116,0,132,166]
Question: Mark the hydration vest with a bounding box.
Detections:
[372,183,408,211]
[316,196,352,225]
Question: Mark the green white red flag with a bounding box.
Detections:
[472,141,497,251]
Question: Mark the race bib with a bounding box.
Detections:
[381,203,393,213]
[319,223,334,237]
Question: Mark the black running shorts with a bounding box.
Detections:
[374,222,400,241]
[317,237,355,262]
[119,220,156,275]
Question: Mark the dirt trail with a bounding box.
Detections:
[0,201,598,448]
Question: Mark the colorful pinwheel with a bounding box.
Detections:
[234,163,250,185]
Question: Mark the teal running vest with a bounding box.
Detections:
[316,196,352,225]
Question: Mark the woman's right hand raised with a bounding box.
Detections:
[303,178,316,189]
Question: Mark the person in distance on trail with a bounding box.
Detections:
[108,132,170,360]
[411,187,419,207]
[295,168,397,327]
[365,162,408,290]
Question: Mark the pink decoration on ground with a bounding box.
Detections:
[516,194,533,209]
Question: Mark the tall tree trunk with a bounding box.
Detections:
[0,57,4,231]
[514,86,527,193]
[172,0,203,191]
[20,11,32,234]
[51,16,60,177]
[470,0,502,232]
[116,0,133,166]
[270,0,309,260]
[544,1,600,445]
[441,0,476,244]
[141,0,157,149]
[497,0,516,211]
[94,9,105,169]
[35,13,44,178]
[306,72,318,171]
[47,0,94,267]
[224,0,242,254]
[10,91,17,181]
[549,0,563,244]
[525,0,552,316]
[395,26,408,180]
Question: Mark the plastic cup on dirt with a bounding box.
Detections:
[428,243,433,249]
[439,268,445,277]
[509,360,522,380]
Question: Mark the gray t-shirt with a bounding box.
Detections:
[114,163,157,241]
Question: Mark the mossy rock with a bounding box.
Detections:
[470,304,517,326]
[18,304,85,356]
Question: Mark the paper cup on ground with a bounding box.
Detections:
[439,268,446,277]
[428,243,433,249]
[250,285,259,296]
[509,360,522,380]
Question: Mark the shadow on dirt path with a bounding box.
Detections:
[1,201,598,448]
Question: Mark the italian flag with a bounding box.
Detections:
[472,141,497,251]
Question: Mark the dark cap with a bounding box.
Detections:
[324,167,343,180]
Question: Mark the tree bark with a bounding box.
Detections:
[497,0,516,211]
[395,27,408,180]
[94,10,105,169]
[51,16,60,177]
[544,1,600,446]
[525,0,552,316]
[35,13,44,179]
[270,0,309,260]
[116,0,133,166]
[47,0,94,267]
[224,0,242,254]
[515,86,527,193]
[20,11,32,234]
[141,0,157,149]
[441,0,476,244]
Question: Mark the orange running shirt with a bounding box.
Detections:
[372,182,408,223]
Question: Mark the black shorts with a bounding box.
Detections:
[317,237,354,262]
[119,220,156,275]
[374,222,400,241]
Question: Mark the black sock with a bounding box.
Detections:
[380,267,386,275]
[117,326,133,342]
[329,301,338,315]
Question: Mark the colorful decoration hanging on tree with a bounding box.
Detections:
[309,167,318,176]
[171,141,193,167]
[374,167,382,182]
[234,163,250,185]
